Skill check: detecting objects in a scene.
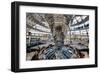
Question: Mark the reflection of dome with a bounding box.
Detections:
[39,45,74,59]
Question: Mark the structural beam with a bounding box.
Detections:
[71,16,89,26]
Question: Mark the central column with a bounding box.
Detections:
[53,15,66,49]
[44,14,72,59]
[45,14,69,48]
